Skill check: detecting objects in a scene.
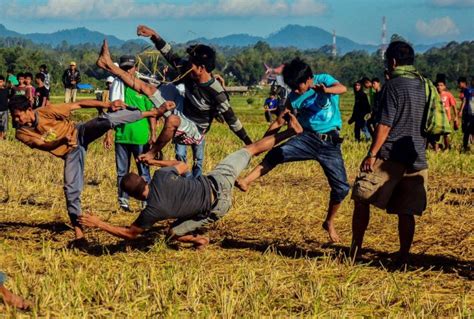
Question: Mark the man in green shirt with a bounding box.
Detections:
[105,55,157,211]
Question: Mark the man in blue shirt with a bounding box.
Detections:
[263,93,279,122]
[236,58,349,243]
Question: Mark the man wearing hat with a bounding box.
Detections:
[62,61,81,103]
[104,55,156,211]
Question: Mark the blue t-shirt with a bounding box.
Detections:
[264,98,278,110]
[462,87,474,116]
[287,73,342,134]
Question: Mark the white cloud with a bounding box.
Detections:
[4,0,328,19]
[416,16,460,37]
[430,0,474,7]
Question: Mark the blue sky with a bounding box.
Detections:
[1,0,473,44]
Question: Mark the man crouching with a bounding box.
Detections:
[79,110,303,249]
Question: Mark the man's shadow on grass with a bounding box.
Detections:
[218,236,473,280]
[2,221,471,280]
[0,221,71,237]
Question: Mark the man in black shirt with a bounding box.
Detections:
[0,76,9,139]
[351,41,428,264]
[96,28,252,169]
[79,111,302,249]
[34,73,49,109]
[62,61,81,103]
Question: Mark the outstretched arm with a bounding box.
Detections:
[139,158,189,175]
[137,25,187,73]
[79,213,144,240]
[68,99,125,111]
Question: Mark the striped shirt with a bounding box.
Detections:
[152,37,251,144]
[379,76,427,170]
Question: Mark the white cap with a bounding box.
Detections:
[106,76,115,83]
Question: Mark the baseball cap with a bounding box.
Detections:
[70,61,76,66]
[106,76,115,83]
[119,55,136,68]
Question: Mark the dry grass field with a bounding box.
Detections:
[0,93,472,318]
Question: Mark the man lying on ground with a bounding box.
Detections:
[236,58,349,243]
[0,272,32,310]
[78,110,302,249]
[97,29,252,177]
[9,95,164,246]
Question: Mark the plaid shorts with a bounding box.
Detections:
[172,110,204,145]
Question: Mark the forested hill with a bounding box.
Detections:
[1,24,445,54]
[0,24,126,47]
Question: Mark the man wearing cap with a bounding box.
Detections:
[104,55,156,211]
[62,61,81,103]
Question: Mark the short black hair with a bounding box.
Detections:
[0,75,5,81]
[8,95,31,113]
[120,173,147,199]
[24,72,33,79]
[282,58,313,90]
[385,41,415,66]
[17,72,25,79]
[435,73,446,85]
[372,77,380,83]
[186,44,216,72]
[35,73,45,82]
[457,76,467,83]
[40,64,48,70]
[361,77,371,83]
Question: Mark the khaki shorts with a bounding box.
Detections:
[351,158,428,215]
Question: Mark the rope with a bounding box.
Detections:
[135,49,193,85]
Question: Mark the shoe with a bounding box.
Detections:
[120,205,131,212]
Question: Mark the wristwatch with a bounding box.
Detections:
[367,150,376,158]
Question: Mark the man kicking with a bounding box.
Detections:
[96,34,252,170]
[236,58,350,243]
[9,95,163,245]
[78,111,302,249]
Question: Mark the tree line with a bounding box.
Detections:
[0,36,472,93]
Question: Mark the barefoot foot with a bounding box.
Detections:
[96,40,114,71]
[0,285,32,310]
[175,234,209,250]
[234,178,250,192]
[322,220,340,243]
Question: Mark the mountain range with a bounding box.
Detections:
[0,24,445,53]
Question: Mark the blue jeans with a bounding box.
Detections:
[354,119,371,141]
[262,131,350,202]
[115,143,151,206]
[175,137,206,178]
[64,109,143,226]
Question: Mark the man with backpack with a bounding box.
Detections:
[350,41,430,264]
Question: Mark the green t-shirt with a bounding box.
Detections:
[115,86,154,145]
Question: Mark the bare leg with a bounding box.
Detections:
[350,200,370,259]
[236,115,303,192]
[322,199,342,243]
[96,40,156,97]
[174,234,209,250]
[443,135,450,150]
[139,115,181,162]
[0,284,32,310]
[398,214,415,263]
